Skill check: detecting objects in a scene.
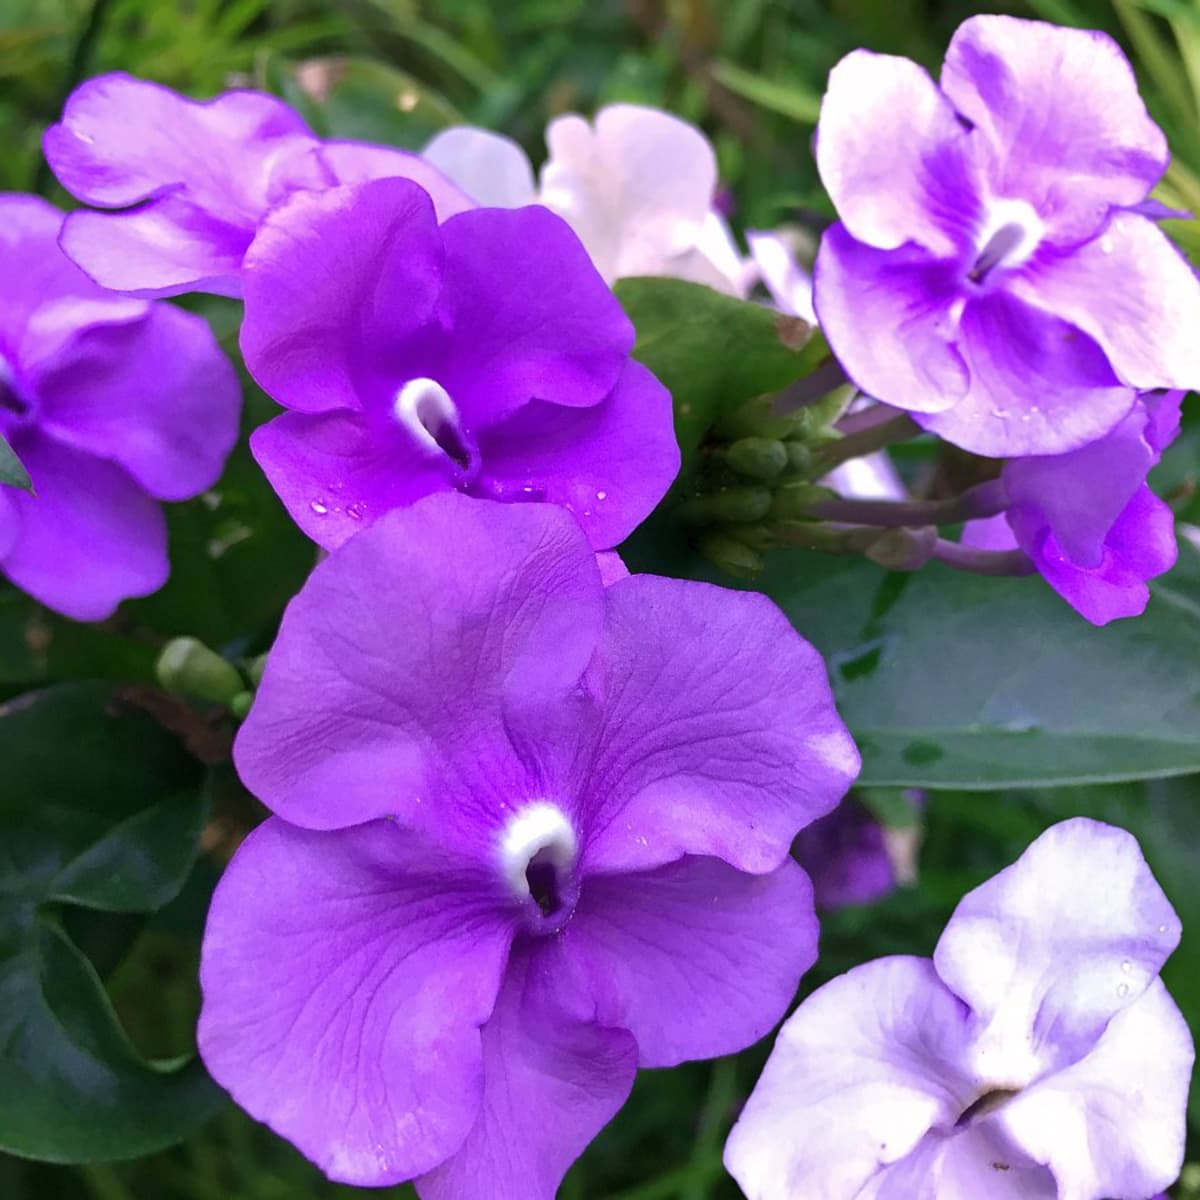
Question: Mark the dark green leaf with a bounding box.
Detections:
[0,683,223,1162]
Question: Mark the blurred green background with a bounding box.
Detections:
[2,1,1200,1197]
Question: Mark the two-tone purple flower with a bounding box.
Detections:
[726,818,1194,1199]
[0,194,239,619]
[198,492,860,1196]
[239,176,680,551]
[43,72,473,297]
[814,15,1200,457]
[965,390,1182,624]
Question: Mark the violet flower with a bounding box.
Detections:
[726,818,1193,1199]
[199,493,860,1195]
[963,390,1182,625]
[240,176,680,552]
[813,15,1200,457]
[793,795,896,910]
[43,72,473,298]
[424,104,752,293]
[0,194,239,620]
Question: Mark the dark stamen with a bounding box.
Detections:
[969,223,1026,284]
[0,373,30,418]
[956,1088,1020,1128]
[525,848,564,917]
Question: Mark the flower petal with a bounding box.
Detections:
[916,289,1136,457]
[250,409,448,550]
[813,226,967,415]
[434,204,633,425]
[1012,214,1200,391]
[581,574,859,875]
[2,434,166,621]
[724,956,972,1200]
[934,818,1181,1077]
[240,178,444,414]
[416,942,638,1200]
[198,817,513,1187]
[311,140,477,218]
[234,494,605,836]
[562,856,816,1067]
[476,360,679,550]
[35,303,240,500]
[815,50,980,256]
[747,230,815,322]
[996,980,1192,1200]
[421,127,537,207]
[794,796,896,910]
[941,16,1167,240]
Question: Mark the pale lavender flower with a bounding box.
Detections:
[813,15,1200,457]
[199,493,860,1196]
[726,818,1193,1199]
[240,177,679,552]
[0,194,239,619]
[963,391,1182,625]
[43,73,473,297]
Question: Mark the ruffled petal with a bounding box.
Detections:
[813,226,967,415]
[917,289,1136,456]
[941,16,1167,241]
[250,409,448,550]
[724,956,973,1200]
[421,127,537,207]
[434,204,633,425]
[198,817,514,1187]
[234,494,605,838]
[581,574,859,876]
[997,980,1192,1200]
[1,433,166,621]
[240,178,444,413]
[312,140,477,218]
[816,50,980,256]
[1012,214,1200,391]
[934,818,1181,1077]
[34,303,240,500]
[416,942,637,1200]
[475,360,679,550]
[561,856,816,1067]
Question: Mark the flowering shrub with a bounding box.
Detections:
[1,6,1199,1200]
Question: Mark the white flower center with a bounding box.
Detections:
[969,199,1044,283]
[500,802,578,903]
[393,377,472,469]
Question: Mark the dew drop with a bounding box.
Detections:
[990,407,1010,419]
[1117,983,1130,998]
[596,490,608,501]
[1099,236,1114,255]
[329,480,345,493]
[346,502,366,521]
[1160,924,1169,933]
[1121,960,1133,973]
[310,500,329,516]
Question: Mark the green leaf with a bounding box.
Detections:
[709,60,822,123]
[0,430,32,492]
[0,683,223,1162]
[614,277,816,479]
[757,544,1200,789]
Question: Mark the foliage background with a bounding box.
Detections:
[1,0,1199,1197]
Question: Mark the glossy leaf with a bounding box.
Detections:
[0,431,32,492]
[0,683,222,1162]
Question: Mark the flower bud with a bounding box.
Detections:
[769,482,834,521]
[863,525,938,571]
[726,437,789,481]
[156,637,244,705]
[710,487,773,523]
[696,532,764,578]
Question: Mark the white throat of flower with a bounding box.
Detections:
[393,377,471,468]
[500,803,578,901]
[969,198,1044,283]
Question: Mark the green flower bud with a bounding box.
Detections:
[784,441,811,476]
[769,482,834,521]
[710,486,773,523]
[156,637,244,705]
[696,532,763,579]
[726,437,789,481]
[230,691,255,720]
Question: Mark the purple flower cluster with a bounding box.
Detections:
[9,6,1193,1196]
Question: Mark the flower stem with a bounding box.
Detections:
[932,539,1036,577]
[812,410,923,472]
[808,479,1009,529]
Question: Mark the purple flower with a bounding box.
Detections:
[198,493,860,1194]
[0,194,239,620]
[726,818,1193,1199]
[239,176,679,551]
[964,390,1182,625]
[43,72,473,298]
[793,795,896,909]
[813,15,1200,457]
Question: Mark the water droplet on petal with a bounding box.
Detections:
[347,502,366,521]
[596,490,608,501]
[310,500,329,516]
[329,480,345,493]
[1117,983,1130,998]
[1160,924,1169,933]
[1121,959,1133,973]
[990,407,1010,419]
